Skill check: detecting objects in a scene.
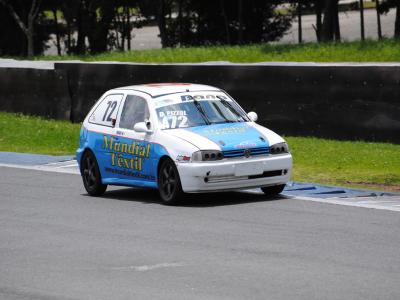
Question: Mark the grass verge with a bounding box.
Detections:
[0,112,80,155]
[35,39,400,63]
[1,112,399,191]
[286,136,400,192]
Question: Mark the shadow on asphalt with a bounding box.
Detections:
[86,187,287,207]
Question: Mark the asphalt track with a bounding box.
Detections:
[1,166,400,300]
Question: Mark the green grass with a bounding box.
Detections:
[0,112,80,155]
[0,112,399,191]
[286,137,400,191]
[35,39,400,63]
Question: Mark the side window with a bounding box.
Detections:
[89,94,123,127]
[119,95,150,130]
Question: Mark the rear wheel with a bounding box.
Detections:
[261,184,285,196]
[158,158,183,205]
[81,151,107,196]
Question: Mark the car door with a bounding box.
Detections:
[111,93,158,187]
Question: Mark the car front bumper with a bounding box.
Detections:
[176,153,292,193]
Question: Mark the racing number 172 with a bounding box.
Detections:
[103,101,117,122]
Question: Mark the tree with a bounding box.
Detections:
[314,0,323,41]
[360,0,365,41]
[157,0,292,47]
[138,0,173,48]
[0,0,41,56]
[376,0,382,39]
[321,0,340,42]
[297,1,303,43]
[57,0,119,54]
[379,0,400,39]
[87,0,117,53]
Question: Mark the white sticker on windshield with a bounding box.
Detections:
[180,94,232,102]
[160,114,188,129]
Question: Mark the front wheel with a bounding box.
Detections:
[261,184,285,196]
[158,159,183,205]
[81,151,107,196]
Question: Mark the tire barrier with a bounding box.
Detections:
[1,62,399,143]
[0,67,71,120]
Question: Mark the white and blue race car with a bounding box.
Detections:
[77,83,292,204]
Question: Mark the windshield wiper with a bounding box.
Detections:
[216,95,247,122]
[210,102,234,123]
[191,97,211,125]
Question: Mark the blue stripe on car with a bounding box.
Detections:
[184,123,269,157]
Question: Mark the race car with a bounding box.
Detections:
[77,83,292,204]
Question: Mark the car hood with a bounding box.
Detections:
[165,122,270,152]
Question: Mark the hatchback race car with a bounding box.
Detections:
[77,83,292,204]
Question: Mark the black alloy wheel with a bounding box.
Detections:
[81,151,107,196]
[158,159,183,205]
[261,184,285,196]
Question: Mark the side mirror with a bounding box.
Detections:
[133,122,153,133]
[247,111,258,122]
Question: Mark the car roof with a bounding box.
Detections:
[113,83,221,98]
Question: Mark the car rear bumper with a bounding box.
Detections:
[177,153,292,193]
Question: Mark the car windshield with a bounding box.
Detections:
[155,93,250,130]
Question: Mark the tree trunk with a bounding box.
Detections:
[0,0,41,56]
[126,6,131,51]
[115,10,121,51]
[52,9,61,56]
[116,9,124,51]
[27,16,34,56]
[220,0,231,44]
[321,0,337,42]
[395,2,400,39]
[76,2,86,54]
[178,0,183,46]
[376,0,382,39]
[315,0,323,42]
[157,0,168,47]
[298,1,303,43]
[238,0,243,44]
[360,0,365,41]
[334,1,341,41]
[66,20,72,54]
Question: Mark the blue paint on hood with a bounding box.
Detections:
[184,122,268,152]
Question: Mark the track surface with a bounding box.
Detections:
[1,168,400,300]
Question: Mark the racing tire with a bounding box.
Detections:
[81,151,107,196]
[261,184,285,196]
[158,158,183,205]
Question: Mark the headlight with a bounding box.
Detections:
[270,142,289,154]
[192,150,224,161]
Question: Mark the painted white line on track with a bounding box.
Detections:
[294,196,400,212]
[0,163,80,174]
[44,160,76,166]
[57,163,79,168]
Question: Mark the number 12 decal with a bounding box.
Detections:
[103,101,117,122]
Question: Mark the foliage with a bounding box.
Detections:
[378,0,400,38]
[0,0,399,57]
[162,0,292,47]
[0,0,51,56]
